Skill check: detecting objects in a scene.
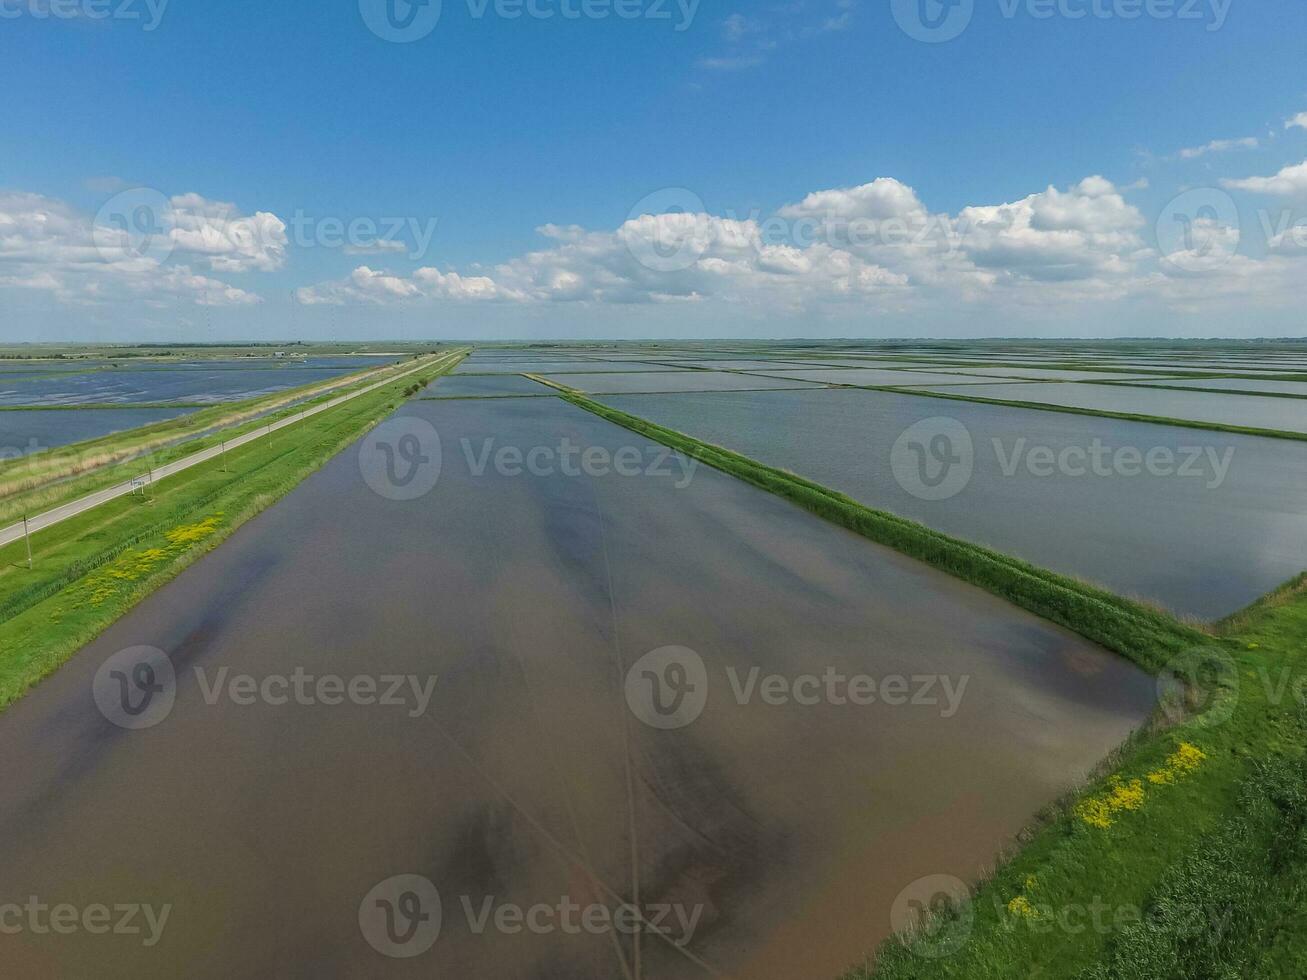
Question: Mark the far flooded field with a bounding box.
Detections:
[544,370,823,393]
[0,364,383,407]
[917,381,1307,434]
[600,386,1307,619]
[423,373,552,397]
[0,354,403,455]
[0,406,195,455]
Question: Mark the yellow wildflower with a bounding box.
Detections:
[1006,895,1038,919]
[1147,743,1207,786]
[1075,776,1145,829]
[165,515,222,546]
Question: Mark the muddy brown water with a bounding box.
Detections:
[0,396,1153,979]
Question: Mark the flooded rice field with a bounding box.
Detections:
[918,381,1307,434]
[919,367,1189,382]
[743,367,1023,387]
[0,361,376,407]
[0,395,1153,980]
[425,374,553,397]
[600,387,1307,619]
[545,371,824,394]
[640,359,823,372]
[452,359,648,375]
[0,407,195,455]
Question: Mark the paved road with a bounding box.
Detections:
[0,352,458,549]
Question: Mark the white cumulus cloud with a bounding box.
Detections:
[0,191,269,307]
[1223,159,1307,197]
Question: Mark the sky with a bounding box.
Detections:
[2,0,1306,341]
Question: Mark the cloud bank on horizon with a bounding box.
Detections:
[4,110,1307,338]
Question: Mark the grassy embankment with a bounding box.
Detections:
[0,350,464,709]
[549,386,1307,979]
[0,357,423,528]
[853,580,1307,980]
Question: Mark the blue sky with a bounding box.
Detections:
[2,0,1306,340]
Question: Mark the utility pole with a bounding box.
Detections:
[22,514,32,570]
